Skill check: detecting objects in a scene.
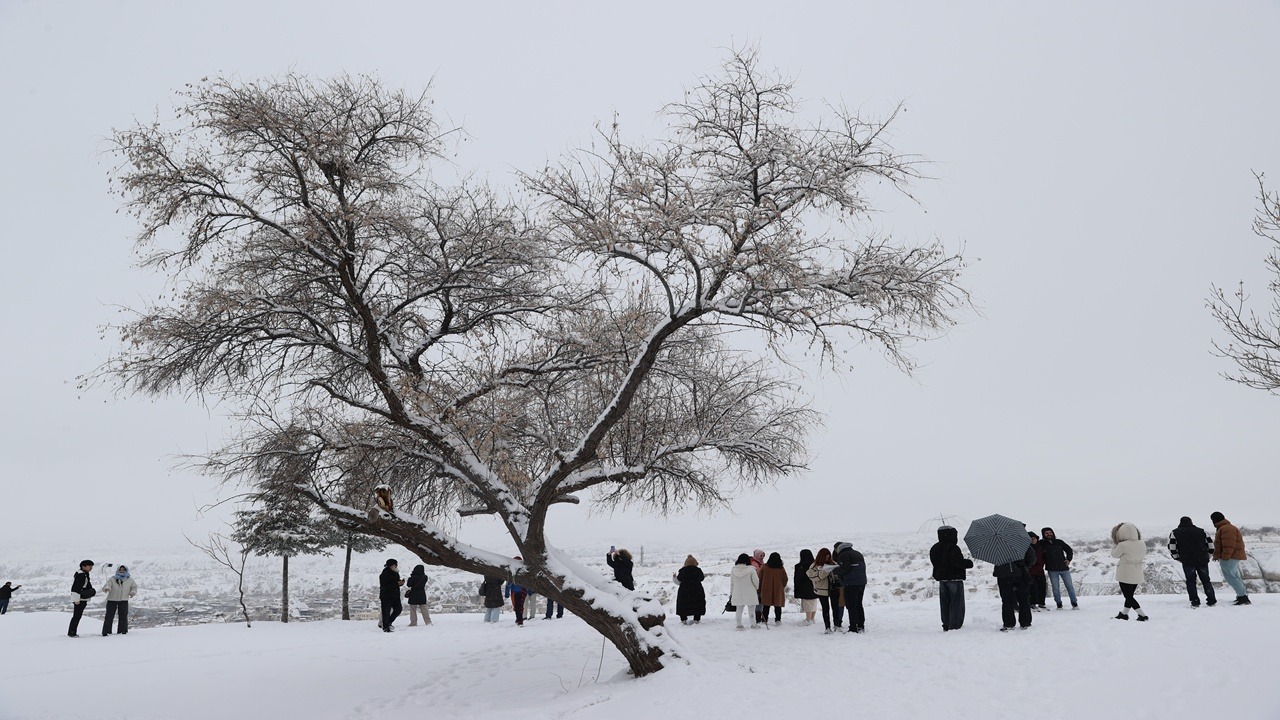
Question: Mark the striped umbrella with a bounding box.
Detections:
[964,514,1031,565]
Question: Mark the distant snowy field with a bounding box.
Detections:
[3,596,1278,720]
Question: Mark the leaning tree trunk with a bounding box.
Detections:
[281,555,290,623]
[342,539,353,620]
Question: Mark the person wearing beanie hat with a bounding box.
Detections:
[378,559,404,631]
[1210,512,1250,605]
[1110,523,1149,621]
[100,564,138,635]
[1168,516,1216,607]
[673,554,706,624]
[1040,528,1079,609]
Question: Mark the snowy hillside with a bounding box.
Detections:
[3,525,1276,627]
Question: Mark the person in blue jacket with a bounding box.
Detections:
[504,557,528,626]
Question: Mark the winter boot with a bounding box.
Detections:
[1234,596,1252,606]
[1135,612,1149,622]
[1114,612,1129,620]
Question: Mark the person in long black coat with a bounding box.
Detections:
[673,555,706,624]
[793,549,818,625]
[405,565,430,626]
[607,547,635,590]
[68,560,94,638]
[480,574,505,622]
[379,558,404,632]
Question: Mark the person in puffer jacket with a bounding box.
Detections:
[100,565,138,636]
[1110,522,1148,621]
[929,526,974,631]
[830,542,867,633]
[729,553,761,630]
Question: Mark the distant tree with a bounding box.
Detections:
[99,48,968,676]
[231,493,336,623]
[1210,172,1280,392]
[340,531,387,620]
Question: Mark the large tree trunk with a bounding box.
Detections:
[342,539,352,620]
[281,555,290,623]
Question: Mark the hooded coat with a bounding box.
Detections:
[1110,522,1147,584]
[606,552,635,591]
[833,543,867,587]
[379,566,402,601]
[729,564,761,608]
[480,575,505,609]
[1169,519,1212,566]
[675,566,707,617]
[793,551,817,600]
[406,567,429,605]
[929,526,974,581]
[1039,528,1074,571]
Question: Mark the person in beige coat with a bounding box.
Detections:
[101,565,138,635]
[729,554,761,630]
[1110,523,1148,621]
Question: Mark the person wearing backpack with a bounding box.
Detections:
[68,560,95,638]
[100,564,138,636]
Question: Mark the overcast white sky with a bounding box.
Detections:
[1,1,1278,557]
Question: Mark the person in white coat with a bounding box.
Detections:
[729,553,760,630]
[101,565,138,635]
[1110,523,1148,621]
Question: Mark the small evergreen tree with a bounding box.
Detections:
[340,532,387,620]
[232,494,337,623]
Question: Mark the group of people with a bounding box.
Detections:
[377,558,432,632]
[931,511,1254,633]
[53,559,139,638]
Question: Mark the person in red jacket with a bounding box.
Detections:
[1027,532,1048,610]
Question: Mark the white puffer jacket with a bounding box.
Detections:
[100,576,138,602]
[1110,522,1147,584]
[729,564,760,607]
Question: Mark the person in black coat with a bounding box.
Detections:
[379,558,404,632]
[793,549,818,625]
[480,574,505,622]
[832,542,867,633]
[0,581,21,615]
[1040,527,1078,609]
[68,560,94,637]
[673,555,706,624]
[994,543,1036,630]
[1169,516,1217,608]
[929,526,974,631]
[405,564,430,626]
[606,547,635,591]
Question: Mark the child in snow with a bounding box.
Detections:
[1111,522,1149,621]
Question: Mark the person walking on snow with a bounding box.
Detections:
[378,558,404,632]
[405,564,431,626]
[0,581,21,614]
[100,565,138,635]
[806,548,835,632]
[1110,522,1149,621]
[929,526,974,631]
[67,560,95,638]
[1027,532,1048,610]
[606,547,635,591]
[1211,512,1250,605]
[1040,527,1079,609]
[1169,516,1216,608]
[673,555,706,624]
[729,553,760,630]
[793,549,818,626]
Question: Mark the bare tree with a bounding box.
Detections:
[1210,172,1280,392]
[97,49,967,676]
[186,531,252,626]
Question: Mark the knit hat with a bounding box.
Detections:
[683,555,698,567]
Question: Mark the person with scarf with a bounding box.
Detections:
[100,565,138,636]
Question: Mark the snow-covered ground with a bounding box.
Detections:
[3,594,1278,720]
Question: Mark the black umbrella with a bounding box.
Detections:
[964,514,1031,565]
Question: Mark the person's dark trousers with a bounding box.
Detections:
[511,591,526,625]
[1030,576,1047,607]
[831,586,845,627]
[1182,563,1216,606]
[68,602,87,636]
[544,599,564,619]
[997,577,1033,628]
[380,599,402,631]
[1119,582,1141,610]
[843,584,866,631]
[938,580,965,630]
[102,600,129,635]
[816,595,831,630]
[0,599,8,614]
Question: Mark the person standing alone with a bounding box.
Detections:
[1211,512,1251,606]
[1040,528,1078,609]
[101,565,138,635]
[929,526,974,631]
[1110,523,1149,621]
[68,560,94,638]
[0,581,21,614]
[1169,516,1216,608]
